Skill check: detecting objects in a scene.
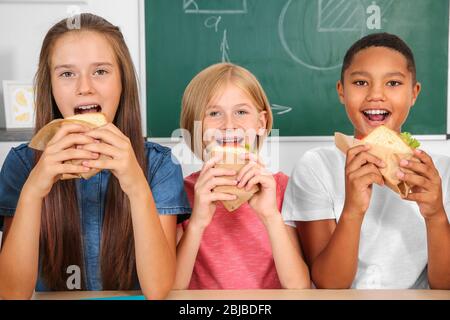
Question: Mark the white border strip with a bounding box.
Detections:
[147,135,447,144]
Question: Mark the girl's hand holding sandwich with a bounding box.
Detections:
[236,153,278,221]
[26,123,98,200]
[398,149,445,219]
[343,144,386,218]
[190,156,238,229]
[78,123,147,197]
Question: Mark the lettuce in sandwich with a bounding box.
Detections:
[400,132,420,149]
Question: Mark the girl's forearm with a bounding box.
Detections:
[173,220,205,290]
[128,184,175,300]
[425,210,450,289]
[311,211,363,289]
[0,184,42,299]
[262,214,310,289]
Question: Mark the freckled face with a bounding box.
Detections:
[202,83,267,150]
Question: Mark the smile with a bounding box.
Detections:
[362,109,391,124]
[216,136,244,147]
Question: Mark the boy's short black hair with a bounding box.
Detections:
[341,32,416,83]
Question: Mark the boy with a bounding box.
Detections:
[282,33,450,289]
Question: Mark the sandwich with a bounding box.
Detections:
[335,125,420,198]
[29,112,108,180]
[207,143,260,212]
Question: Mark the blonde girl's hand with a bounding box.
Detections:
[398,149,446,220]
[236,153,279,221]
[25,123,100,200]
[77,123,147,196]
[189,156,238,230]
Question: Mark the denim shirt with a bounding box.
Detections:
[0,141,191,291]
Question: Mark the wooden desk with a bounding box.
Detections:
[32,289,450,300]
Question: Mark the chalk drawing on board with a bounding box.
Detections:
[220,29,231,62]
[318,0,364,32]
[271,104,292,115]
[204,16,222,32]
[183,0,247,14]
[279,0,366,71]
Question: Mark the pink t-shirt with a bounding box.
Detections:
[181,171,289,289]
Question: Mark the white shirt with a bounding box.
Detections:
[282,146,450,289]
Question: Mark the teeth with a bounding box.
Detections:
[218,137,242,143]
[363,109,389,115]
[76,104,99,110]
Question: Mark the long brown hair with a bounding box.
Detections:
[34,13,145,290]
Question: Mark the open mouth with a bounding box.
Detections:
[216,136,244,147]
[74,104,102,115]
[362,109,391,124]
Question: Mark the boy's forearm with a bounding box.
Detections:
[0,187,42,299]
[425,210,450,289]
[261,214,310,289]
[173,220,205,290]
[311,211,363,289]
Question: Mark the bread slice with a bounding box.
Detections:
[69,112,108,127]
[335,125,420,197]
[209,145,248,164]
[29,113,108,180]
[362,125,415,197]
[362,125,412,154]
[209,145,259,212]
[30,113,108,150]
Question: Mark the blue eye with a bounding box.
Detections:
[236,110,249,116]
[60,71,74,78]
[208,111,220,117]
[387,80,402,87]
[353,80,368,86]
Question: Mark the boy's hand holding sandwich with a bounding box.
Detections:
[336,125,446,220]
[398,148,445,220]
[341,143,386,218]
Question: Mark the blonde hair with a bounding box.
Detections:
[180,62,273,159]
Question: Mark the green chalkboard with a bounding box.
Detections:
[145,0,448,137]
